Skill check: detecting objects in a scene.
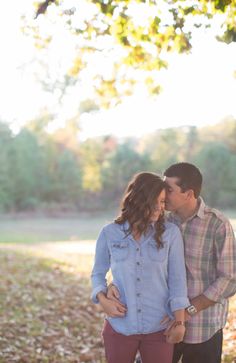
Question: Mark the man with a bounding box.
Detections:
[107,162,236,363]
[162,162,236,363]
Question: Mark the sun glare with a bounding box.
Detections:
[0,0,236,139]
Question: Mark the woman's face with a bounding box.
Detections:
[149,189,166,222]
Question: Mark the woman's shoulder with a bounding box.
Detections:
[164,220,182,237]
[102,221,126,236]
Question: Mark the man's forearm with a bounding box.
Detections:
[97,291,107,303]
[190,294,215,312]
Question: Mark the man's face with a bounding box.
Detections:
[165,176,188,212]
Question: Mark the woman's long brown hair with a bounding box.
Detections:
[115,172,167,248]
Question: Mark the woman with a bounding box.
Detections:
[91,172,189,363]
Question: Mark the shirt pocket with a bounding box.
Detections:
[110,241,129,262]
[148,240,167,262]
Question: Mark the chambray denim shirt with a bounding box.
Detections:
[91,221,189,336]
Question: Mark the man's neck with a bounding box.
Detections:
[176,199,199,223]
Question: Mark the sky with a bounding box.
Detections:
[1,1,236,140]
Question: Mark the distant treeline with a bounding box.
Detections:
[1,117,236,213]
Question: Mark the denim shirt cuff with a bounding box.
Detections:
[168,296,190,313]
[91,285,107,304]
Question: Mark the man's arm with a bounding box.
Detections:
[97,292,127,317]
[188,220,236,317]
[107,283,120,301]
[202,221,236,303]
[190,294,215,312]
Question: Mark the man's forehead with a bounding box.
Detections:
[165,176,180,187]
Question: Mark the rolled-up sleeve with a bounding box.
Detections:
[204,221,236,302]
[91,228,110,303]
[168,226,190,312]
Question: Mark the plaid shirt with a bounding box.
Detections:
[168,198,236,343]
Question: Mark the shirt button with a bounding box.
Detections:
[137,293,141,297]
[137,278,140,281]
[136,248,140,251]
[138,309,141,313]
[136,262,140,265]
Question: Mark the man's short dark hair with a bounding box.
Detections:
[164,162,202,198]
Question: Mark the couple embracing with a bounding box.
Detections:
[91,162,236,363]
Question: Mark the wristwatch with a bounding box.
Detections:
[186,304,198,316]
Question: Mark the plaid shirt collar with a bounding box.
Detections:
[170,197,206,224]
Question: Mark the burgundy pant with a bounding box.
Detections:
[102,320,174,363]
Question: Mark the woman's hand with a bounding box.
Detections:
[97,292,127,318]
[164,322,186,344]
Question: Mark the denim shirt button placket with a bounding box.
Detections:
[136,244,142,331]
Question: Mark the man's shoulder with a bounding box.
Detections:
[204,204,231,225]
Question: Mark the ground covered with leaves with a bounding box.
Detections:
[0,246,235,363]
[0,249,105,363]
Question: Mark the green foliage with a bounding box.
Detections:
[0,123,13,210]
[194,142,232,205]
[102,141,152,199]
[1,118,236,212]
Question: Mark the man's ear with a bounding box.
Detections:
[186,189,195,200]
[187,189,195,199]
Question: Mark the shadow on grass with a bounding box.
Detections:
[0,248,106,363]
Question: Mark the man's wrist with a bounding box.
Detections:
[186,304,198,316]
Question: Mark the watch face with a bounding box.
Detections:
[187,305,197,315]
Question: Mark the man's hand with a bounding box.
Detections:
[107,283,121,302]
[97,292,127,318]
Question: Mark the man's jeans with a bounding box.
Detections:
[172,329,223,363]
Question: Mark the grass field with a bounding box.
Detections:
[0,210,235,243]
[0,212,116,243]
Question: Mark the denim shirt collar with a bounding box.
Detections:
[121,220,155,243]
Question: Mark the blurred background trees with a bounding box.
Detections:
[1,116,236,213]
[1,0,236,213]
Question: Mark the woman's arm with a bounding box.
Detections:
[165,309,186,343]
[91,228,111,303]
[91,228,127,316]
[167,225,190,313]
